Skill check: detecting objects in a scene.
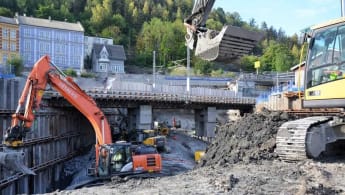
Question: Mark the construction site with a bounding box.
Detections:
[3,0,345,194]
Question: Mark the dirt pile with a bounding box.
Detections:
[199,109,295,167]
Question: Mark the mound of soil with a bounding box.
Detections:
[199,109,295,167]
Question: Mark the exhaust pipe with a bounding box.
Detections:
[0,150,35,175]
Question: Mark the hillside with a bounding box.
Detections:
[0,0,303,74]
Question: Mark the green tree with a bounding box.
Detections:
[206,18,223,31]
[64,68,77,77]
[249,18,256,28]
[210,68,224,77]
[136,17,185,66]
[143,0,150,15]
[193,57,214,75]
[240,55,260,72]
[0,7,12,17]
[260,42,295,72]
[291,44,300,64]
[7,56,23,76]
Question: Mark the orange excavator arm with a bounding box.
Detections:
[3,55,112,169]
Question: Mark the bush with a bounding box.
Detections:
[210,68,224,77]
[7,56,23,76]
[80,71,95,78]
[64,68,77,77]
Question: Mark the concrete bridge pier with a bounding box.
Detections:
[195,107,216,141]
[128,105,152,142]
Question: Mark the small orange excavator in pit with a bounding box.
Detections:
[0,55,162,177]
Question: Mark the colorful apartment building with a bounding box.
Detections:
[0,16,19,73]
[17,15,84,70]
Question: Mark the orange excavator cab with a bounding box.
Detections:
[95,143,161,177]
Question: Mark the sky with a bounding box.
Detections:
[214,0,342,36]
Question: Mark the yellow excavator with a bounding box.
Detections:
[186,1,345,160]
[275,17,345,160]
[142,130,166,152]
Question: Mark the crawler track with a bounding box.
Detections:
[275,116,331,161]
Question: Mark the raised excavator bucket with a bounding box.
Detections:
[184,0,264,62]
[0,148,35,175]
[192,25,264,62]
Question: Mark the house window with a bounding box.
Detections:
[23,53,32,63]
[10,29,16,39]
[2,41,8,50]
[39,43,44,51]
[101,51,108,59]
[99,63,107,71]
[23,28,29,37]
[45,44,50,52]
[2,28,8,38]
[39,31,44,39]
[45,31,50,39]
[10,42,16,51]
[24,40,31,50]
[2,54,8,64]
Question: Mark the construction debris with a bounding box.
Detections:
[198,109,294,167]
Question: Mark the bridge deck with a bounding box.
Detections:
[44,88,255,110]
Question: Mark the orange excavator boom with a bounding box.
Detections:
[2,55,112,174]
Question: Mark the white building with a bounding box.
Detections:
[84,36,113,57]
[92,43,126,74]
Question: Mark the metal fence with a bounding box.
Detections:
[108,81,237,98]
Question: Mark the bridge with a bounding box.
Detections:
[45,79,255,138]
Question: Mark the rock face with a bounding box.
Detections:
[199,109,294,167]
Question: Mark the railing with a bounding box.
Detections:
[238,72,295,82]
[82,80,255,104]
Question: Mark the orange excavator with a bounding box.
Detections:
[0,55,161,177]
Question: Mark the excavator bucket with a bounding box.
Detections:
[194,25,264,62]
[0,149,35,175]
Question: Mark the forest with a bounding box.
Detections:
[0,0,306,75]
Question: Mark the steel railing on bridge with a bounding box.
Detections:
[45,81,256,106]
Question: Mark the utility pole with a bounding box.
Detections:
[153,50,156,89]
[186,46,190,94]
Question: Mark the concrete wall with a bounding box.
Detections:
[0,78,95,194]
[1,108,94,194]
[0,78,20,110]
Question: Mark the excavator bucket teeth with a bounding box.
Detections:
[195,25,264,62]
[0,150,35,175]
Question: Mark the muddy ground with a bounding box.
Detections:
[53,110,345,195]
